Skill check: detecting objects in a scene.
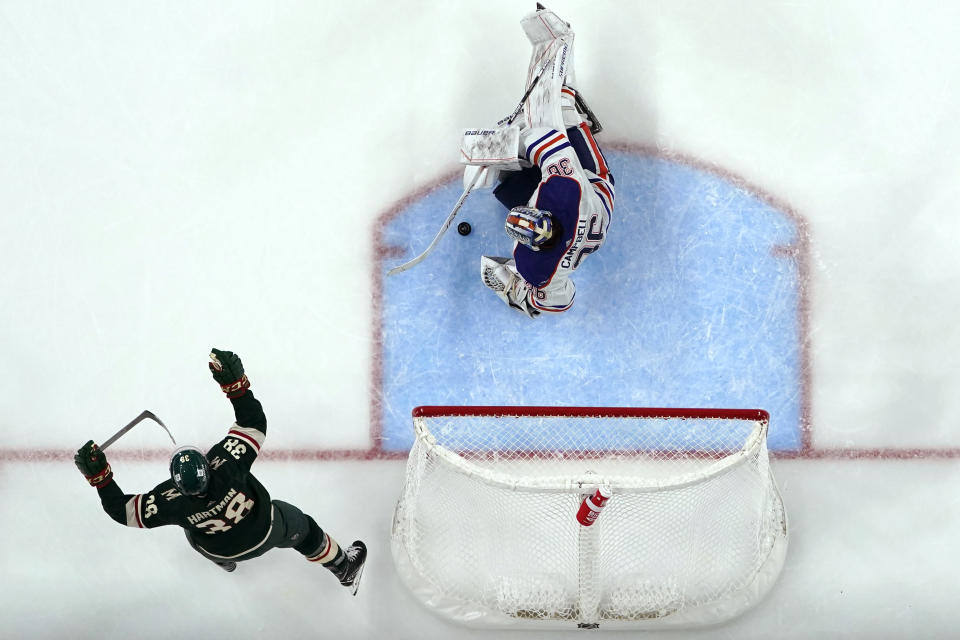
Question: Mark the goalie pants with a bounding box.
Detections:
[185,499,314,566]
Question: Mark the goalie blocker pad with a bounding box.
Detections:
[461,125,525,190]
[460,126,523,169]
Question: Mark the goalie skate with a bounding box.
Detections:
[561,85,603,134]
[481,256,540,318]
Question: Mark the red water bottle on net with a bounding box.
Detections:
[576,486,612,526]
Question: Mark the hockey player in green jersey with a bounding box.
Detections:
[75,348,367,594]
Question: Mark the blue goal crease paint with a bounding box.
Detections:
[375,150,808,454]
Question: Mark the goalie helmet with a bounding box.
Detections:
[505,206,554,251]
[169,445,211,496]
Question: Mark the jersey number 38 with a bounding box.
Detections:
[195,492,255,534]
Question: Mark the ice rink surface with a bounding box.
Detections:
[2,1,960,638]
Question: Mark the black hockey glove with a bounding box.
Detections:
[75,440,113,488]
[209,348,250,398]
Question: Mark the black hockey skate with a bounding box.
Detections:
[218,561,237,572]
[335,540,367,596]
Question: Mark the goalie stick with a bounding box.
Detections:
[101,410,176,451]
[386,34,570,277]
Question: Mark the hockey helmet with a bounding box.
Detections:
[169,445,211,496]
[505,206,554,250]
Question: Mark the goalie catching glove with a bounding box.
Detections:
[209,348,249,398]
[75,440,113,488]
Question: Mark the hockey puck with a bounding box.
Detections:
[457,221,472,236]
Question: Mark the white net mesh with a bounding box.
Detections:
[391,407,788,630]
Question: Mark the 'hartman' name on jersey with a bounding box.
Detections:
[187,487,238,525]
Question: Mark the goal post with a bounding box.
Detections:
[391,406,788,630]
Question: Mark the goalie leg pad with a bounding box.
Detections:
[480,256,541,318]
[519,6,575,131]
[521,7,572,45]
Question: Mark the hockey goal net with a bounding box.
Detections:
[391,406,788,630]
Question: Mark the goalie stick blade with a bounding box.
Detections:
[386,168,482,276]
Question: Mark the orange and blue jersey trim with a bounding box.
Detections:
[577,122,611,181]
[525,129,571,166]
[590,177,615,217]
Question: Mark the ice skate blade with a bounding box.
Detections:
[348,561,365,596]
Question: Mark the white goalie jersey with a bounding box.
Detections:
[497,113,614,314]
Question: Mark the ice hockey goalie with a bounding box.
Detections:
[474,6,615,317]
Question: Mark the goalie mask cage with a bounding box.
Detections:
[391,406,788,630]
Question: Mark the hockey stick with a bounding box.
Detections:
[386,37,569,277]
[101,410,176,451]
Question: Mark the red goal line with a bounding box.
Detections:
[3,445,960,464]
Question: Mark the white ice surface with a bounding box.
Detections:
[2,1,960,637]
